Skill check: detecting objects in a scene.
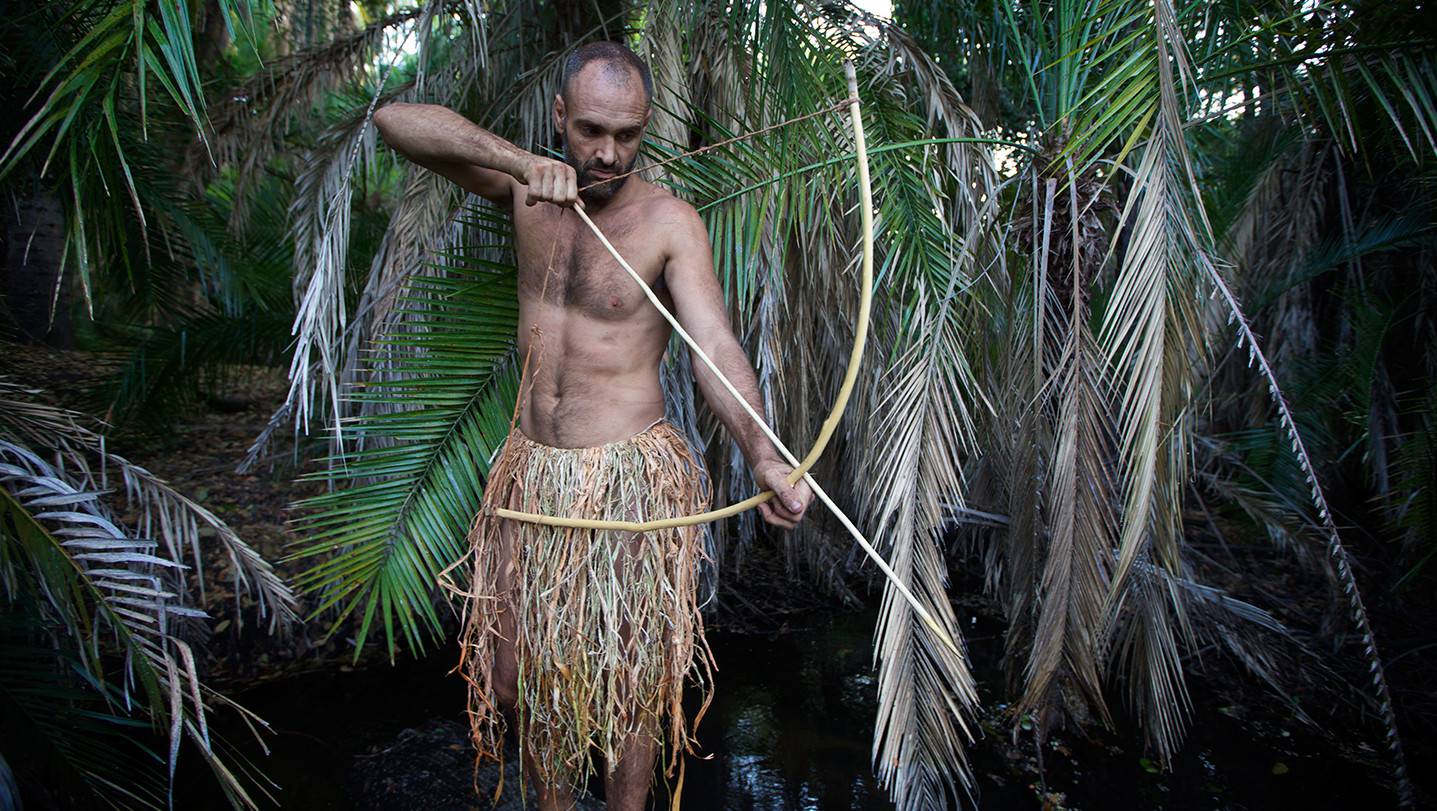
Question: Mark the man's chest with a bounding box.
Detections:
[512,207,666,322]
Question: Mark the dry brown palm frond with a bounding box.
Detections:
[1099,120,1201,621]
[1203,256,1415,805]
[276,24,472,456]
[1107,555,1193,762]
[284,110,377,438]
[1016,320,1118,730]
[636,0,696,189]
[1219,140,1329,374]
[863,292,983,811]
[1169,564,1325,727]
[1005,152,1122,733]
[1095,109,1208,758]
[340,169,467,423]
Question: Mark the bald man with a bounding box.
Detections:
[376,42,814,810]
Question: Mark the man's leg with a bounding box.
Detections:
[600,527,668,811]
[491,517,577,811]
[603,716,659,811]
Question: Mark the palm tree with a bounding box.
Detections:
[896,0,1436,803]
[0,2,307,806]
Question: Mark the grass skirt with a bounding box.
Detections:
[448,419,713,796]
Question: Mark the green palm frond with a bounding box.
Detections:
[0,0,268,311]
[87,174,299,429]
[290,212,519,659]
[206,4,430,213]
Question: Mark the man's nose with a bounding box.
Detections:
[595,137,616,166]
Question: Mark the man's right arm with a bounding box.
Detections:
[372,103,576,207]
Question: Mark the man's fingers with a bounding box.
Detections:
[757,501,797,529]
[565,171,578,204]
[771,477,806,514]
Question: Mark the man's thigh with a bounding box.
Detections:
[490,515,519,710]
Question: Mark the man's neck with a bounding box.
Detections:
[581,177,646,213]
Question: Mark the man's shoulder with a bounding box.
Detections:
[629,185,704,241]
[631,182,698,219]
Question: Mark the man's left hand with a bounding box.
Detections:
[753,461,815,529]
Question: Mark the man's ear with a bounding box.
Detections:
[553,94,566,134]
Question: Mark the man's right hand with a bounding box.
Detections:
[521,157,578,207]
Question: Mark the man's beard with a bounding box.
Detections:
[563,144,635,204]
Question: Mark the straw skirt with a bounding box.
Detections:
[449,419,713,795]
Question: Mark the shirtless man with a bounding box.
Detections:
[375,42,814,809]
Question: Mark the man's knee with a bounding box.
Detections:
[492,649,519,711]
[493,677,518,713]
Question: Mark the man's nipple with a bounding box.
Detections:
[609,295,622,308]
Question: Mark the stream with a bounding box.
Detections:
[185,608,1386,809]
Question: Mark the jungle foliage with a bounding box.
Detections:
[1,0,1435,808]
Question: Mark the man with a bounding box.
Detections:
[375,42,814,810]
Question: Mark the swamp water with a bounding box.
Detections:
[192,609,1384,809]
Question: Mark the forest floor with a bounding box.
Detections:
[5,347,1434,809]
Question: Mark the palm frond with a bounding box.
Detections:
[0,0,268,310]
[864,298,982,811]
[206,4,430,224]
[1203,258,1414,806]
[0,609,167,810]
[0,381,298,631]
[1016,319,1117,727]
[0,437,270,808]
[289,232,518,659]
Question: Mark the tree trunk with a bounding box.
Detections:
[193,0,232,68]
[1,184,73,348]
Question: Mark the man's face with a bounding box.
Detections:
[555,63,650,205]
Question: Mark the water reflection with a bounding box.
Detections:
[680,613,893,810]
[183,605,1385,809]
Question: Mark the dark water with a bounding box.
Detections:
[184,609,1390,809]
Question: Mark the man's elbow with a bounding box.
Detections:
[372,102,420,144]
[372,103,399,140]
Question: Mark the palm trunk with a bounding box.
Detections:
[1,184,72,348]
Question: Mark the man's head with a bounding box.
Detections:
[554,42,652,205]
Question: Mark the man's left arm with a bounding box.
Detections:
[661,202,814,529]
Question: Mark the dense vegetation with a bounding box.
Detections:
[1,1,1433,808]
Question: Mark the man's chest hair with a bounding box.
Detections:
[514,209,666,322]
